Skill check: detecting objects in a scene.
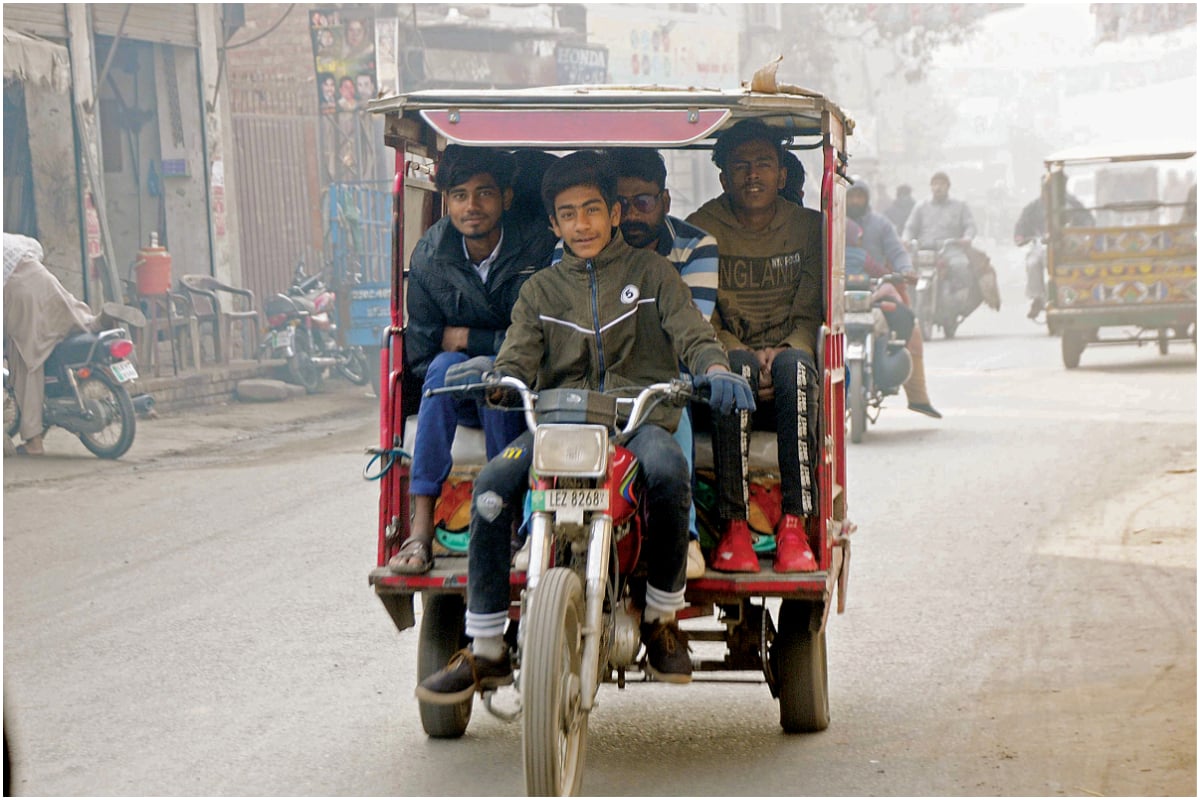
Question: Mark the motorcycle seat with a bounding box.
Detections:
[47,331,100,369]
[291,295,318,315]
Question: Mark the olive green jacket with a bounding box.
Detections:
[495,231,729,430]
[687,195,823,356]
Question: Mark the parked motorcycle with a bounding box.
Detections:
[4,328,138,459]
[911,240,994,339]
[844,273,914,444]
[259,262,371,393]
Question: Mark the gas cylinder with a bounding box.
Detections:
[135,232,173,295]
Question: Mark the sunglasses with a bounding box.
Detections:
[617,192,662,213]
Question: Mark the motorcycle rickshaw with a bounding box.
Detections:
[365,82,854,795]
[1042,143,1197,368]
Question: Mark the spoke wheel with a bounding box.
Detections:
[337,347,371,385]
[287,332,324,393]
[771,600,829,733]
[848,360,866,444]
[76,373,136,459]
[523,568,587,797]
[416,594,473,738]
[4,381,20,439]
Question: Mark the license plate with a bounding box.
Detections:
[530,488,610,512]
[110,360,138,383]
[268,328,294,349]
[844,312,875,326]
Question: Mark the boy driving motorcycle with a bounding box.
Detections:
[416,151,755,701]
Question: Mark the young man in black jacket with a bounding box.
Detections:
[388,145,557,574]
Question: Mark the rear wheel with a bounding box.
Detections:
[336,346,371,385]
[771,600,829,733]
[76,372,136,459]
[287,331,324,393]
[848,360,866,444]
[942,317,958,339]
[416,594,473,738]
[1157,328,1169,356]
[523,568,587,797]
[1062,329,1087,369]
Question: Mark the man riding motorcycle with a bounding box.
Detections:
[3,233,144,455]
[846,179,940,418]
[902,171,978,309]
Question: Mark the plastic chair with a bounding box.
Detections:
[179,275,260,363]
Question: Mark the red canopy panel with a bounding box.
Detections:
[419,108,731,148]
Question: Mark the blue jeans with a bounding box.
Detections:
[410,351,527,498]
[673,406,699,541]
[465,425,690,628]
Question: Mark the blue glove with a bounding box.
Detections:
[443,355,495,387]
[696,370,756,415]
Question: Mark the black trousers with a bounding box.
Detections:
[705,348,819,522]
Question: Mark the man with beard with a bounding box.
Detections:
[846,179,940,418]
[553,148,719,578]
[388,145,557,575]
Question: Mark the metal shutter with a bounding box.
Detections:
[3,4,69,39]
[91,4,197,47]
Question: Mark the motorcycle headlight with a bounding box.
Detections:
[844,290,874,313]
[533,424,608,478]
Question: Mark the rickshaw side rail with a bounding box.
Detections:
[368,564,838,602]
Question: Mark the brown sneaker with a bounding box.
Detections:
[641,620,692,684]
[415,648,513,705]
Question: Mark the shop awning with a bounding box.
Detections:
[3,28,71,94]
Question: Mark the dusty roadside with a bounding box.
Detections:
[2,379,380,488]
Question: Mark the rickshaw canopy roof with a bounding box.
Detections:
[1044,141,1196,167]
[368,84,853,149]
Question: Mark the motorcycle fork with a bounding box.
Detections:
[580,513,612,711]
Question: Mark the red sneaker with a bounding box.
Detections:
[774,515,818,573]
[711,519,760,573]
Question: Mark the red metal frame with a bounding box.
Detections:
[372,96,852,612]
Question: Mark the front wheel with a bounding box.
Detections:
[771,599,829,733]
[76,372,136,459]
[523,568,587,797]
[942,317,959,339]
[416,594,473,738]
[4,378,20,439]
[336,346,371,385]
[848,360,866,444]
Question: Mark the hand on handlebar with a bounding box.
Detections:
[695,368,756,415]
[444,355,495,387]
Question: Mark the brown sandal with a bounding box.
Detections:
[387,537,433,574]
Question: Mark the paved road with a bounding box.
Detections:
[3,256,1195,795]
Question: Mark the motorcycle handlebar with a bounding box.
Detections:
[427,376,694,436]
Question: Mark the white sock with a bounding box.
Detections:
[644,583,685,624]
[471,635,506,661]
